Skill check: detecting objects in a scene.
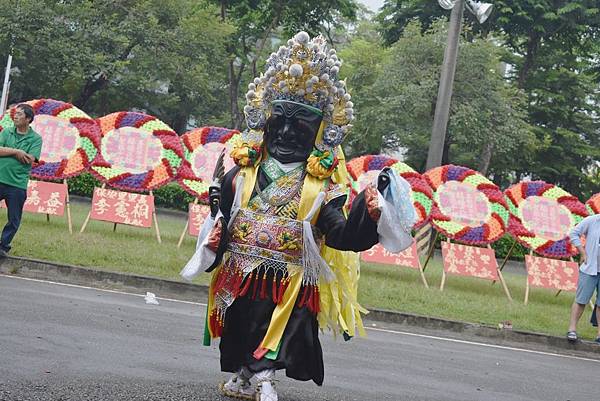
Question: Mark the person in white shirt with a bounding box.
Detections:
[567,214,600,342]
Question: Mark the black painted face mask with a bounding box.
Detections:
[263,101,323,164]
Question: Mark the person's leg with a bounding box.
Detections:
[0,186,26,253]
[221,366,255,400]
[568,272,596,336]
[568,302,586,332]
[0,184,6,256]
[595,277,600,339]
[255,369,277,401]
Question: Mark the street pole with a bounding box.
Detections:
[1,54,12,112]
[425,0,465,171]
[417,0,465,258]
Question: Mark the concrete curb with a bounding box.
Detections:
[0,255,208,302]
[2,255,599,359]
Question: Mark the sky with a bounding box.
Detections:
[359,0,385,12]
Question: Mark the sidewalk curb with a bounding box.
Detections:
[0,256,208,302]
[2,255,599,359]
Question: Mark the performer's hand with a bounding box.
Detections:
[209,185,221,218]
[377,167,391,193]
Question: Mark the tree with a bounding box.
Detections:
[376,0,447,45]
[338,20,390,156]
[373,1,600,196]
[0,0,234,132]
[341,20,533,177]
[212,0,359,129]
[519,40,600,196]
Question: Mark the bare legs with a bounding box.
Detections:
[568,302,586,333]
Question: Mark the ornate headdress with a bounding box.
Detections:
[232,31,354,178]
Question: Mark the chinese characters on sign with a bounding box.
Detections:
[361,242,421,269]
[188,203,210,236]
[0,180,67,216]
[33,115,79,163]
[520,196,573,241]
[437,181,490,227]
[441,242,498,280]
[102,127,163,173]
[191,142,236,183]
[525,255,578,292]
[90,187,154,227]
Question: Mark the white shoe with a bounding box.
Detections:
[219,374,255,400]
[255,380,278,401]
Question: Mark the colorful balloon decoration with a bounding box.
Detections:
[346,155,433,228]
[177,126,241,202]
[90,112,183,192]
[424,165,509,245]
[505,181,588,258]
[0,99,101,180]
[586,193,600,215]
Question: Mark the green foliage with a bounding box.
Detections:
[1,0,234,132]
[373,1,600,197]
[518,43,600,197]
[342,20,534,175]
[67,173,102,198]
[338,20,390,156]
[152,183,196,211]
[376,0,447,45]
[212,0,359,127]
[1,1,597,198]
[490,235,528,261]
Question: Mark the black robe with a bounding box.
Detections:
[215,165,379,385]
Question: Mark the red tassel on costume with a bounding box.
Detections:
[209,310,223,338]
[313,288,320,314]
[272,277,278,303]
[251,270,260,300]
[298,286,310,308]
[278,277,289,304]
[307,287,320,314]
[260,272,267,299]
[239,271,253,297]
[306,287,314,311]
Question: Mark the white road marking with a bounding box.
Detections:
[2,273,599,363]
[0,273,207,306]
[367,326,600,363]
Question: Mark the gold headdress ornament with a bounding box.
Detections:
[231,31,355,178]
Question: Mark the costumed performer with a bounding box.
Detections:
[181,31,416,401]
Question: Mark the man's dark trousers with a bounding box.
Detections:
[0,183,27,252]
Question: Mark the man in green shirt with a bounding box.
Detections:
[0,104,42,257]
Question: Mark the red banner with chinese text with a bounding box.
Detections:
[188,203,210,236]
[525,255,578,292]
[441,242,499,280]
[90,187,154,227]
[0,180,67,216]
[361,242,421,269]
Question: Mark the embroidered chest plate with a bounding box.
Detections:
[228,208,303,266]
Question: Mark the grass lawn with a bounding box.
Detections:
[2,200,596,340]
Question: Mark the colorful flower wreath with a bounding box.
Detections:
[586,193,600,215]
[0,99,101,180]
[424,165,509,245]
[177,126,241,202]
[90,112,183,192]
[346,155,433,228]
[505,181,588,258]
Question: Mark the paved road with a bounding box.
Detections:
[0,275,595,401]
